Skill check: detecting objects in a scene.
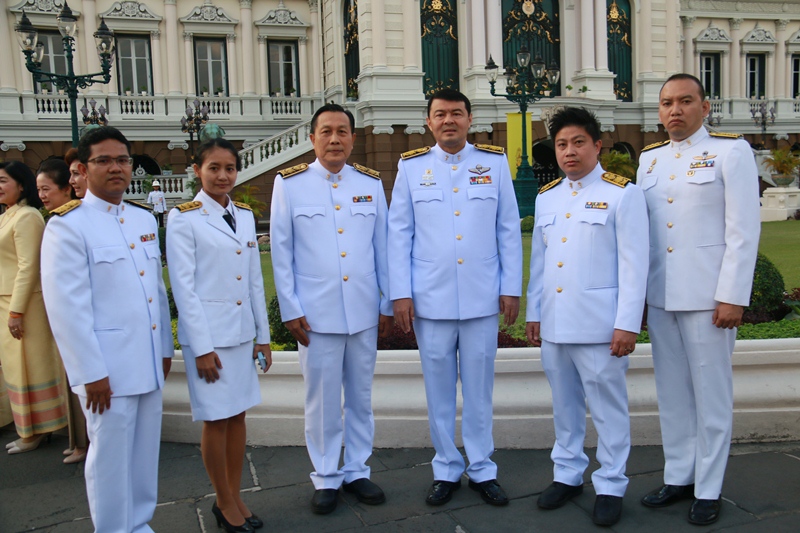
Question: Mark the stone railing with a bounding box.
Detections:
[117,94,157,117]
[124,173,194,202]
[34,92,70,117]
[237,120,312,179]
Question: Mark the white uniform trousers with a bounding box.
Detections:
[414,315,498,483]
[648,306,736,500]
[298,327,378,490]
[82,388,163,533]
[540,341,630,496]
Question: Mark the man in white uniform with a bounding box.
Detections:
[526,107,649,526]
[270,103,393,515]
[41,126,174,533]
[146,180,166,227]
[388,89,522,506]
[638,74,761,526]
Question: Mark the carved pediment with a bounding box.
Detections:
[100,2,162,21]
[180,0,239,25]
[742,24,777,44]
[256,1,308,27]
[10,0,76,15]
[695,22,732,43]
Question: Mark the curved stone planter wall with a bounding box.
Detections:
[162,338,800,449]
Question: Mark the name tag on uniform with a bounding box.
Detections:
[140,233,156,242]
[353,195,373,203]
[248,241,257,248]
[585,202,608,209]
[469,176,492,185]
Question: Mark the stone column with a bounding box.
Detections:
[580,0,595,70]
[372,0,387,69]
[0,6,17,90]
[298,36,309,96]
[258,35,268,95]
[721,51,731,99]
[184,32,195,95]
[402,0,421,70]
[470,0,487,68]
[82,0,100,84]
[240,0,255,95]
[226,34,238,96]
[638,0,652,75]
[594,0,608,71]
[666,0,679,73]
[775,19,788,98]
[682,17,696,76]
[767,51,775,100]
[730,19,743,98]
[485,0,503,68]
[308,0,322,93]
[165,0,181,95]
[151,30,163,95]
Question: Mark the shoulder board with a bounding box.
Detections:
[602,172,631,188]
[710,132,743,140]
[401,146,431,160]
[233,201,252,211]
[277,163,309,178]
[538,177,562,194]
[641,140,670,152]
[353,163,380,179]
[50,199,81,216]
[175,201,202,213]
[124,199,150,210]
[474,143,505,154]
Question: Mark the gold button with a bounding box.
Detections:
[561,237,567,243]
[668,198,674,203]
[152,324,157,330]
[667,222,674,228]
[565,213,571,219]
[453,187,459,193]
[335,205,341,210]
[343,276,349,281]
[667,247,674,253]
[237,300,242,305]
[237,275,242,280]
[456,235,462,240]
[557,262,563,268]
[457,258,464,264]
[669,174,676,180]
[454,211,460,216]
[130,243,135,249]
[119,218,124,223]
[452,165,457,170]
[338,228,343,234]
[236,249,242,254]
[341,252,347,257]
[139,270,145,276]
[571,191,577,196]
[148,297,153,303]
[556,287,563,293]
[674,153,681,159]
[332,183,338,188]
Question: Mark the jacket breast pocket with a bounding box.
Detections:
[351,205,377,217]
[575,210,609,226]
[535,213,556,246]
[466,187,498,201]
[293,205,326,218]
[640,174,658,191]
[412,189,443,203]
[144,244,161,261]
[686,169,716,185]
[92,245,127,264]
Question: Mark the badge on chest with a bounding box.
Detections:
[353,195,373,203]
[140,233,156,242]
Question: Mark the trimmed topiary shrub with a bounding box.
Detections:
[158,226,167,262]
[744,253,788,324]
[166,287,178,319]
[521,215,535,233]
[268,294,298,350]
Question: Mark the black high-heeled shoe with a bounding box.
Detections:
[244,513,263,529]
[211,502,254,533]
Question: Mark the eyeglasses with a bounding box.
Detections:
[86,156,133,167]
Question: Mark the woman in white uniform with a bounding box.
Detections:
[167,138,272,533]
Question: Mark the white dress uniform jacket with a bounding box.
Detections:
[526,165,649,341]
[388,143,523,317]
[271,160,392,332]
[167,189,270,357]
[147,190,166,213]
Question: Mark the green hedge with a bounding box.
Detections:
[637,319,800,343]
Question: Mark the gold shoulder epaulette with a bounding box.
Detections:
[710,132,744,140]
[401,146,431,160]
[602,172,631,188]
[277,163,309,178]
[475,143,505,154]
[50,199,81,216]
[175,201,202,213]
[538,177,562,194]
[353,163,380,179]
[124,199,150,210]
[641,140,670,152]
[233,201,252,211]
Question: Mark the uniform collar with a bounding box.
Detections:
[83,190,125,216]
[670,126,708,152]
[195,189,233,216]
[310,159,350,181]
[432,142,473,163]
[565,163,603,191]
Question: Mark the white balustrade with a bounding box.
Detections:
[239,120,311,172]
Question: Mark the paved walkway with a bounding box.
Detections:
[1,427,799,532]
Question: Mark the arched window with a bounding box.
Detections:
[501,0,561,96]
[607,0,632,102]
[420,0,459,97]
[343,0,360,99]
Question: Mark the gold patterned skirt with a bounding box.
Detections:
[0,292,68,438]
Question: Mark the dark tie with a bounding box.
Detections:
[223,211,236,232]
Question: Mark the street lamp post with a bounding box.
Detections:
[81,98,108,127]
[15,3,115,147]
[750,100,776,149]
[485,46,560,217]
[180,99,209,163]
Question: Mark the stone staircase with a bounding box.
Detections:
[236,119,313,186]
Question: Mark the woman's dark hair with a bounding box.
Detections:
[0,161,44,208]
[194,138,242,171]
[37,158,77,199]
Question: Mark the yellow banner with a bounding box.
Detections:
[506,112,532,180]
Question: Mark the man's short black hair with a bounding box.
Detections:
[427,88,471,116]
[548,107,602,143]
[77,126,131,164]
[661,73,705,100]
[311,103,355,133]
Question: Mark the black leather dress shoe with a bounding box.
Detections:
[537,482,583,510]
[244,513,263,530]
[592,495,623,526]
[641,484,695,508]
[425,480,461,506]
[343,478,386,505]
[688,498,721,525]
[211,502,254,532]
[311,489,338,515]
[468,479,509,506]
